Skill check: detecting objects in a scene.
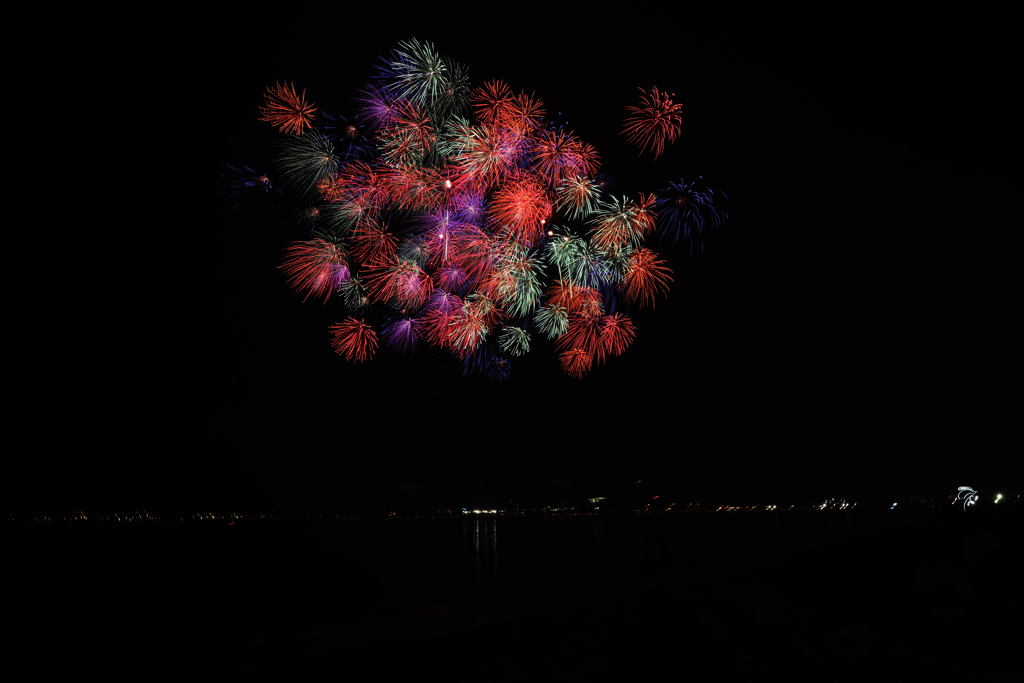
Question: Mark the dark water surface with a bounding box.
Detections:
[13,511,1020,680]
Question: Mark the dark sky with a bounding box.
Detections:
[18,7,1018,510]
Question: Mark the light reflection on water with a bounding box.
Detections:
[462,517,498,582]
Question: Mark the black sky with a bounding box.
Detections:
[18,7,1019,510]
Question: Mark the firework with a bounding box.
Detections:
[546,280,603,316]
[498,326,531,357]
[377,99,435,166]
[259,81,317,135]
[488,173,552,246]
[472,80,516,127]
[363,258,434,308]
[320,111,371,159]
[243,40,725,379]
[382,317,420,353]
[556,312,604,363]
[278,130,338,197]
[555,175,602,220]
[226,164,275,193]
[620,247,673,308]
[350,219,398,264]
[340,277,370,313]
[560,348,593,380]
[279,239,349,303]
[621,86,683,158]
[329,317,378,362]
[599,313,636,357]
[589,195,652,252]
[447,299,492,356]
[530,128,588,186]
[534,304,570,340]
[656,177,729,248]
[378,38,450,109]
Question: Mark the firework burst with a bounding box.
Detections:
[279,239,349,303]
[259,81,318,135]
[621,86,683,159]
[329,317,378,362]
[621,247,673,308]
[656,176,729,249]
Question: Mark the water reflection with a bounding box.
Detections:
[462,517,498,581]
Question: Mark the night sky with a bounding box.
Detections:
[21,8,1018,511]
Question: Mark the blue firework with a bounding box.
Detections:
[320,111,373,159]
[655,177,729,249]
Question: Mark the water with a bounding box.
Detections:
[10,511,1020,680]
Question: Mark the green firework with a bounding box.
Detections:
[498,326,532,357]
[277,129,338,198]
[534,305,570,340]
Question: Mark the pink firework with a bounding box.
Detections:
[329,317,378,362]
[279,239,349,303]
[621,86,683,158]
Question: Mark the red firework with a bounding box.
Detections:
[350,219,398,265]
[445,295,501,356]
[259,81,318,135]
[449,226,501,287]
[573,141,601,177]
[488,174,552,246]
[506,91,546,133]
[386,165,446,212]
[420,292,463,347]
[378,99,435,163]
[636,192,658,236]
[362,259,434,307]
[329,317,378,362]
[546,281,603,316]
[621,248,673,308]
[531,129,588,186]
[560,348,593,380]
[599,313,637,357]
[471,80,517,127]
[451,122,524,190]
[330,161,393,209]
[621,86,683,158]
[556,312,604,361]
[279,239,349,303]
